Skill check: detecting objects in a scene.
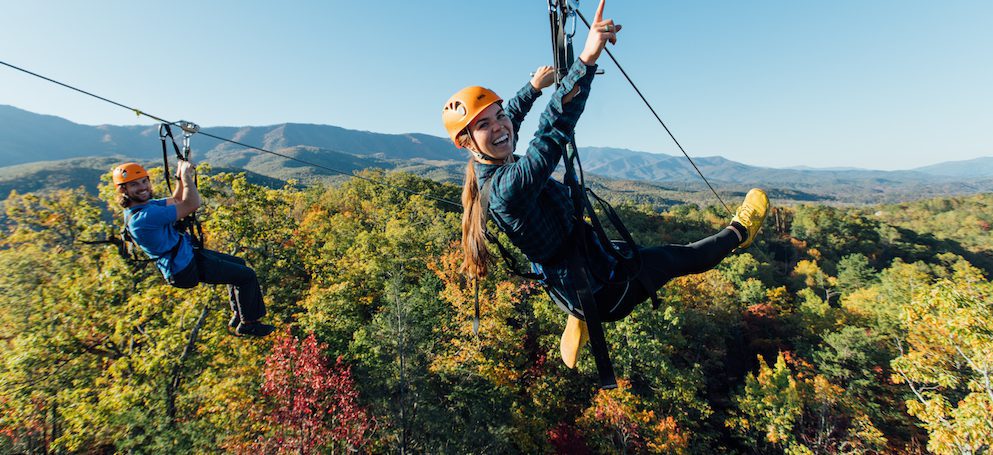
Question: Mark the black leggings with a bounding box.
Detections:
[597,227,740,322]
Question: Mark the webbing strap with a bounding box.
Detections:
[159,124,184,194]
[80,236,130,261]
[561,141,623,388]
[479,179,541,281]
[157,123,205,249]
[123,206,187,266]
[473,278,480,336]
[566,227,617,389]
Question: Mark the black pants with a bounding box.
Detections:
[169,249,267,323]
[597,227,740,322]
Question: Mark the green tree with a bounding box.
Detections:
[891,263,993,454]
[835,253,878,297]
[726,352,805,453]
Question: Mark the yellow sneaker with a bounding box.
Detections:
[560,315,589,369]
[732,188,770,249]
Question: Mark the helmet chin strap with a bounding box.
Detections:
[469,135,508,164]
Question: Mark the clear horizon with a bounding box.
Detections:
[2,1,990,171]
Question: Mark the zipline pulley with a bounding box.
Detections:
[178,120,199,156]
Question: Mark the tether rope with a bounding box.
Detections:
[571,4,734,215]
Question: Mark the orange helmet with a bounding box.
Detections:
[112,162,149,185]
[442,86,502,147]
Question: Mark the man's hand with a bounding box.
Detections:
[177,160,196,183]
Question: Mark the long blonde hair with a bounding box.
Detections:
[458,131,489,279]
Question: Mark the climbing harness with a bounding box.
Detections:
[159,121,205,249]
[544,0,649,389]
[475,0,662,389]
[79,228,152,267]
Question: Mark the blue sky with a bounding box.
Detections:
[1,1,990,170]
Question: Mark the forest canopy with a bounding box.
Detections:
[1,167,991,453]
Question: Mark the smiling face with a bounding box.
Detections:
[466,103,515,162]
[121,176,153,205]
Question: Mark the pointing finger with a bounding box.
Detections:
[594,0,605,23]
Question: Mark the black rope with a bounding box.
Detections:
[0,59,462,210]
[570,4,734,215]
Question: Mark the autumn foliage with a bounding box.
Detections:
[1,171,991,452]
[255,331,373,454]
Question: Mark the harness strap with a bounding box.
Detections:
[562,139,619,389]
[481,173,619,388]
[123,206,187,266]
[159,124,184,194]
[565,226,617,389]
[585,188,659,309]
[80,236,131,262]
[158,123,205,249]
[479,178,542,281]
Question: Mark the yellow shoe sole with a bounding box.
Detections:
[560,315,589,369]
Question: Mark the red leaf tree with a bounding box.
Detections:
[255,331,373,454]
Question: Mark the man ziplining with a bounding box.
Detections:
[112,160,276,338]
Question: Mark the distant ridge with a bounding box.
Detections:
[786,165,867,171]
[0,105,460,168]
[2,104,993,204]
[912,156,993,178]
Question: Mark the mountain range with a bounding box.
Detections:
[1,104,991,204]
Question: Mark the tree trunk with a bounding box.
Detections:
[166,304,210,422]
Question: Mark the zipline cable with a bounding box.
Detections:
[571,3,734,215]
[0,61,170,124]
[0,59,462,210]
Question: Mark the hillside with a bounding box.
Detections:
[2,104,993,204]
[868,193,993,256]
[912,156,993,177]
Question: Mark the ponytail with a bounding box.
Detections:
[460,157,490,279]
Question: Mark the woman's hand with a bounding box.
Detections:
[578,0,621,66]
[530,65,556,91]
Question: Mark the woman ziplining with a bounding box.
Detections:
[442,0,770,388]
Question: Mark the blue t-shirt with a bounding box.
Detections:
[125,198,194,280]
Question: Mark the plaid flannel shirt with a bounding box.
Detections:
[476,59,615,313]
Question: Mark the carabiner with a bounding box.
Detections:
[566,1,578,41]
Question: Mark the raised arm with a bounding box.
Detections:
[173,160,201,219]
[496,0,620,199]
[169,167,185,203]
[504,66,556,138]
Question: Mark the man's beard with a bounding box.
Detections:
[130,189,153,203]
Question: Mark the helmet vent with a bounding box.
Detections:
[444,101,468,119]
